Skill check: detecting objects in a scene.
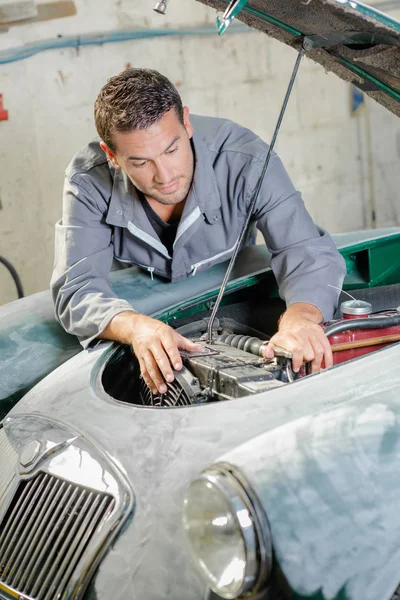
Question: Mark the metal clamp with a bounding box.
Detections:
[216,0,249,35]
[153,0,169,15]
[272,345,293,360]
[258,341,293,359]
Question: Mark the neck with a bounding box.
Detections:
[145,197,186,223]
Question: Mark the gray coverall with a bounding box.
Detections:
[51,115,346,347]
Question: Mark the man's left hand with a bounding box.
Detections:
[264,302,333,374]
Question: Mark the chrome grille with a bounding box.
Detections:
[0,429,17,501]
[0,472,115,600]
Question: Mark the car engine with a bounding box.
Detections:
[102,302,400,408]
[139,340,292,408]
[108,318,295,408]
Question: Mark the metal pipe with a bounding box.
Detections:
[331,334,400,352]
[324,314,400,338]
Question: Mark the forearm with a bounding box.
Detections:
[99,311,140,345]
[52,273,136,347]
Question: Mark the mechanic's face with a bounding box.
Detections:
[101,107,194,206]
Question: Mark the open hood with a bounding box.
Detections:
[195,0,400,117]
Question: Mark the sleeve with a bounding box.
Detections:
[250,153,347,321]
[50,176,136,348]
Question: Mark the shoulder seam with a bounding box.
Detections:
[68,176,105,213]
[207,146,272,162]
[67,156,109,178]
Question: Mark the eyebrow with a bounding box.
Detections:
[127,136,180,161]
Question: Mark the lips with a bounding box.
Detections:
[157,180,180,194]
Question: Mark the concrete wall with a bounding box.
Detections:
[0,0,399,304]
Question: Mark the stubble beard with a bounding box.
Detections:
[145,150,194,206]
[147,176,193,206]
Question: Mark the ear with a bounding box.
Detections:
[183,106,193,139]
[100,141,121,170]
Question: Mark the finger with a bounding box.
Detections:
[143,351,168,394]
[138,357,158,395]
[291,345,304,373]
[266,333,305,373]
[264,335,294,359]
[163,332,185,371]
[321,333,333,369]
[309,337,325,373]
[150,342,175,383]
[175,333,202,352]
[263,342,275,359]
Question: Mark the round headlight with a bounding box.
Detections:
[183,465,271,599]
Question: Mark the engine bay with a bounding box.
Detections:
[101,281,400,408]
[102,300,400,408]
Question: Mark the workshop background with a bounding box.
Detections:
[0,0,399,305]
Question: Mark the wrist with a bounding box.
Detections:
[279,303,323,329]
[103,311,141,344]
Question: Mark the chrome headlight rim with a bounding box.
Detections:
[184,462,272,599]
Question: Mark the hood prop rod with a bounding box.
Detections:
[206,47,304,344]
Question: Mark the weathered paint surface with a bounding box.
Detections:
[5,333,400,600]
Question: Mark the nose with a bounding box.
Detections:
[153,159,173,186]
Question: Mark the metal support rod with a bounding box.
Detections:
[206,48,305,343]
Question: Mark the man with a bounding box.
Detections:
[51,68,346,394]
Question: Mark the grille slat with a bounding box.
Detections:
[28,486,81,596]
[22,483,74,593]
[54,495,113,600]
[7,478,64,586]
[0,473,115,600]
[3,475,54,584]
[42,491,101,600]
[0,473,49,577]
[32,488,89,599]
[12,480,69,590]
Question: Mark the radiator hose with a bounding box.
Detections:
[324,313,400,338]
[217,333,266,357]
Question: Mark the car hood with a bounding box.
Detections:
[5,340,400,599]
[196,0,400,117]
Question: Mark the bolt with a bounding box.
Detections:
[303,39,313,51]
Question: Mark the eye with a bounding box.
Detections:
[166,147,178,155]
[132,161,147,168]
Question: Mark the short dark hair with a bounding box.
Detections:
[94,68,184,151]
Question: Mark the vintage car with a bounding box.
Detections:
[1,1,400,599]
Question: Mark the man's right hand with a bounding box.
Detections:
[100,312,202,394]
